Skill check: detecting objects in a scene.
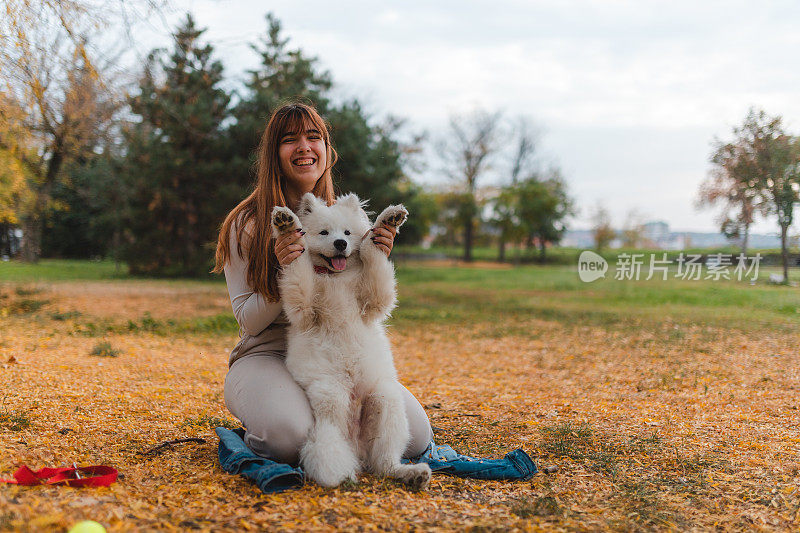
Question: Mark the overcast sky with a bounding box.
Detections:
[137,0,800,233]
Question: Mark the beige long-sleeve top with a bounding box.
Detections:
[224,221,288,367]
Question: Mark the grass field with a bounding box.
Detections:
[1,259,799,531]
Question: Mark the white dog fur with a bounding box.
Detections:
[271,192,432,490]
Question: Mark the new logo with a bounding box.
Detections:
[578,251,608,282]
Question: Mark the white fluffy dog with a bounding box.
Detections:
[271,192,432,490]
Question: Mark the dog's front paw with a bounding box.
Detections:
[271,206,300,236]
[375,204,408,230]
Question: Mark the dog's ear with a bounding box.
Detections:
[297,192,319,216]
[336,193,363,211]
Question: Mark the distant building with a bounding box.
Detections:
[663,233,692,250]
[560,225,781,250]
[559,230,594,248]
[0,225,22,259]
[642,221,670,245]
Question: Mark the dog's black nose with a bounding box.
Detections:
[334,239,347,251]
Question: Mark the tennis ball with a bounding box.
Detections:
[68,520,107,533]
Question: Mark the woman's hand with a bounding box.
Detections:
[370,224,397,257]
[275,229,305,267]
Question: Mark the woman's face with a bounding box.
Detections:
[278,124,327,194]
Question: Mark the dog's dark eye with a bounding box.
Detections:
[320,230,328,235]
[344,230,351,235]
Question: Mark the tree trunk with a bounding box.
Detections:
[113,225,121,273]
[0,223,7,257]
[21,138,65,263]
[498,234,506,262]
[539,238,547,262]
[20,204,45,263]
[780,222,789,283]
[463,215,473,262]
[742,223,750,257]
[20,216,41,262]
[185,196,198,274]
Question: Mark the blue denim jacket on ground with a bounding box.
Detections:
[401,442,538,480]
[216,427,538,494]
[216,427,304,493]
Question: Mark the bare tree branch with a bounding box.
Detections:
[438,108,503,260]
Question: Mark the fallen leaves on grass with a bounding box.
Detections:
[0,396,31,432]
[0,278,799,531]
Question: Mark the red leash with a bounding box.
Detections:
[0,464,118,487]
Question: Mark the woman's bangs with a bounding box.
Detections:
[278,107,326,140]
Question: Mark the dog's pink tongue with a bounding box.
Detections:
[332,257,347,270]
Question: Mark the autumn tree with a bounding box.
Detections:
[0,36,113,260]
[0,0,162,261]
[708,109,800,281]
[0,129,33,257]
[590,203,615,251]
[762,135,800,282]
[439,109,502,261]
[737,110,800,281]
[0,93,34,238]
[698,120,761,255]
[621,209,646,248]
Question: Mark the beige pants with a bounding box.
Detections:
[224,354,433,464]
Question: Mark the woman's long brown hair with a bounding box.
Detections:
[213,102,337,300]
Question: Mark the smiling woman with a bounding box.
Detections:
[278,125,327,208]
[210,102,433,466]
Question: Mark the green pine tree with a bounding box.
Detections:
[121,14,232,276]
[41,154,122,259]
